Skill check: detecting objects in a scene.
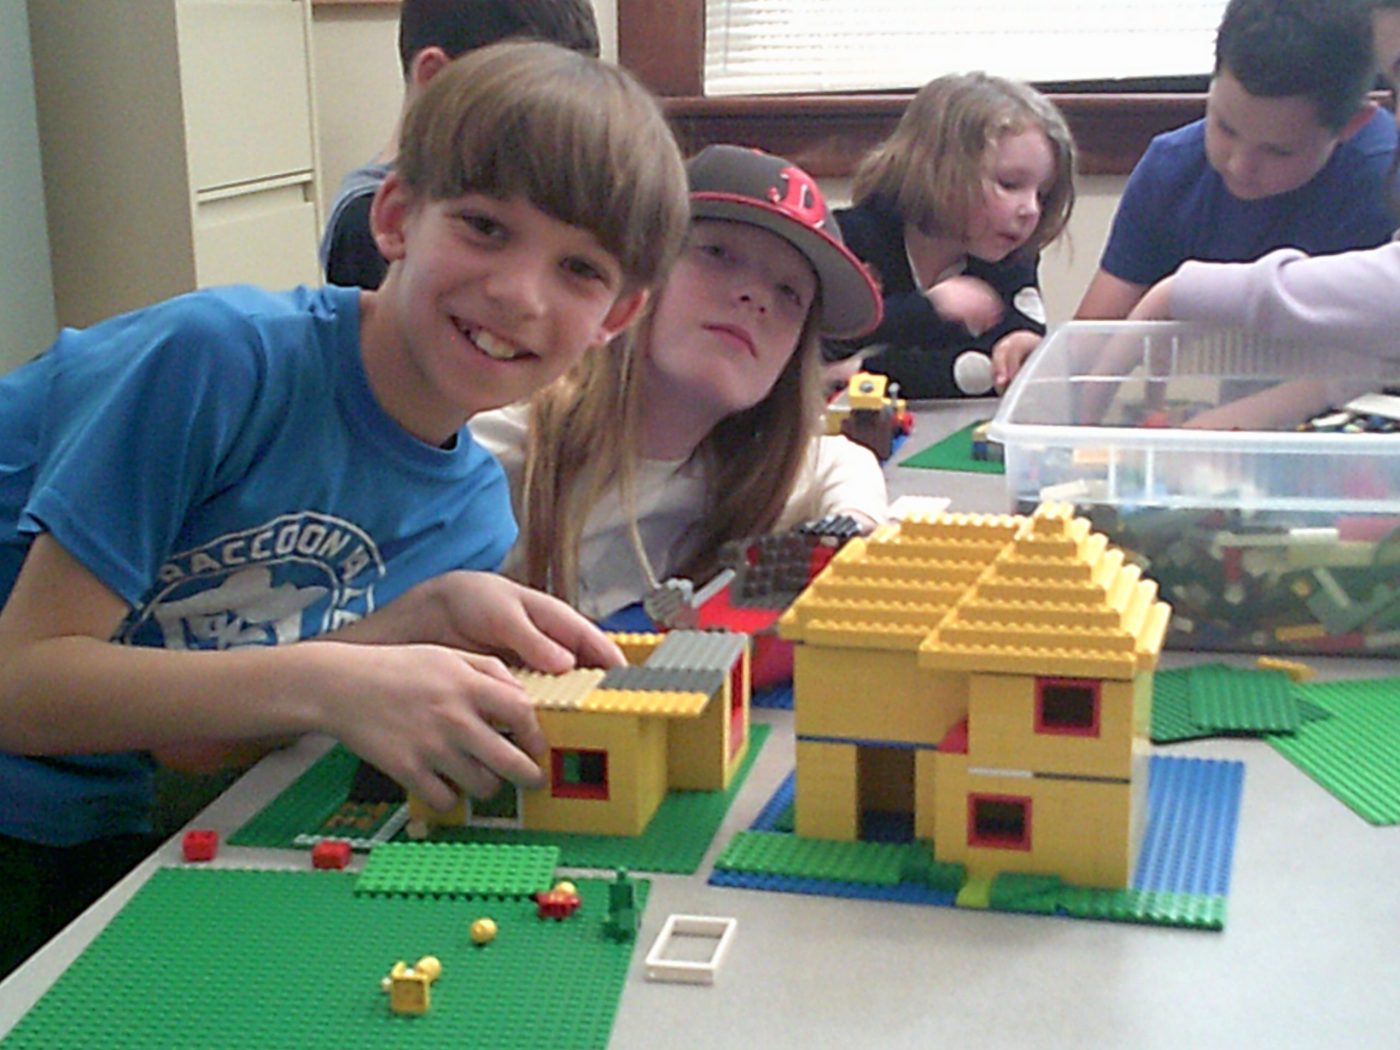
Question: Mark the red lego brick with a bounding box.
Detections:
[311,839,352,870]
[182,829,219,863]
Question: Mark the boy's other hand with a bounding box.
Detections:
[925,275,1004,336]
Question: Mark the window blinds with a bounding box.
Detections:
[704,1,1228,96]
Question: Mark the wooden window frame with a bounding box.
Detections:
[618,0,1205,176]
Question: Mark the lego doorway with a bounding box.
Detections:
[857,744,915,842]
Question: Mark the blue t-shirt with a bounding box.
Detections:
[1100,109,1398,287]
[0,284,516,846]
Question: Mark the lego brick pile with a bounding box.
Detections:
[1064,504,1400,657]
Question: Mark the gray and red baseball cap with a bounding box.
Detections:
[686,144,882,340]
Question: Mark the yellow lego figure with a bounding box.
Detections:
[780,503,1170,889]
[383,955,441,1015]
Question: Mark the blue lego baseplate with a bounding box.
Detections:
[711,754,1244,929]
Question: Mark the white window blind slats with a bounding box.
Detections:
[704,1,1229,96]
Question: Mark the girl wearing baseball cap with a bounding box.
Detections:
[471,145,887,619]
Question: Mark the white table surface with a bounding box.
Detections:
[5,400,1399,1049]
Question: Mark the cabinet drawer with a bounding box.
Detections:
[178,0,315,192]
[194,178,321,289]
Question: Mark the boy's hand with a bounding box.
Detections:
[337,572,626,673]
[315,641,549,812]
[926,275,1004,336]
[991,330,1042,392]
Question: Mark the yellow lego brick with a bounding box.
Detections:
[1255,655,1316,682]
[846,370,890,410]
[794,740,859,840]
[938,769,1139,888]
[793,646,962,745]
[526,710,669,836]
[607,631,666,666]
[582,689,710,718]
[954,600,1125,631]
[963,673,1139,780]
[667,676,746,791]
[515,667,608,710]
[1275,622,1330,642]
[918,644,1143,680]
[802,620,931,651]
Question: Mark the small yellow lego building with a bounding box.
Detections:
[408,630,751,838]
[780,503,1170,889]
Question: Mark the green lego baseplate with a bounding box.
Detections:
[229,725,770,874]
[1151,663,1327,744]
[1,864,647,1050]
[355,842,560,898]
[1186,665,1299,733]
[898,420,1005,474]
[1268,675,1400,825]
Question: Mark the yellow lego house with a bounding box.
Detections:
[408,630,751,838]
[779,503,1170,889]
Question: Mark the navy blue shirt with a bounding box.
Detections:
[1101,109,1398,287]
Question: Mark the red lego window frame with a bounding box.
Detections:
[967,794,1033,851]
[1035,677,1102,737]
[551,748,610,801]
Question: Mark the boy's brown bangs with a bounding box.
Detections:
[401,43,687,287]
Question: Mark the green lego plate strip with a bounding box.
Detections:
[1269,676,1400,825]
[989,873,1225,929]
[2,867,646,1050]
[227,744,366,848]
[230,725,770,875]
[715,829,912,885]
[1188,665,1298,733]
[897,420,1005,474]
[355,842,560,898]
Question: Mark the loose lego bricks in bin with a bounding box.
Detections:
[1022,501,1400,656]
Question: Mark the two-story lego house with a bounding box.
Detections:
[778,503,1170,888]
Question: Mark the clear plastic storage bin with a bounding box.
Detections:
[988,321,1400,655]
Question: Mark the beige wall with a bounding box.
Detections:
[307,0,1117,315]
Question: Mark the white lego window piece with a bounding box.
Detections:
[644,914,737,985]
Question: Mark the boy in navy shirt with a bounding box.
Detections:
[1076,0,1396,321]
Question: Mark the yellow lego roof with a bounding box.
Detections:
[512,667,711,718]
[781,504,1170,678]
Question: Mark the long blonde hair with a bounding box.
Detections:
[519,290,826,603]
[852,71,1076,257]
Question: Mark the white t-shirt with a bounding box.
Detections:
[469,404,888,619]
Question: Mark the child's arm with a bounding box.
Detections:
[1075,268,1149,320]
[329,569,626,673]
[991,330,1042,392]
[0,536,552,811]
